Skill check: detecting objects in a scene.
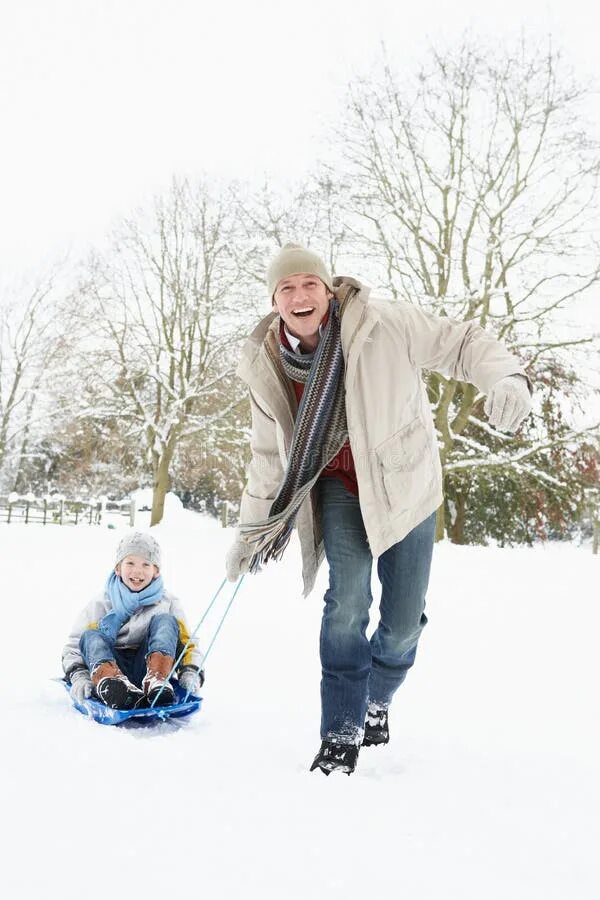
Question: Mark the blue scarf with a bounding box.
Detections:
[98,572,165,642]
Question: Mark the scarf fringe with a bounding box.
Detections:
[240,503,300,572]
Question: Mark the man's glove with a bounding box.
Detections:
[178,666,204,697]
[225,532,253,582]
[484,375,532,433]
[69,668,93,703]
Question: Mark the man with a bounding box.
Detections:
[226,243,531,776]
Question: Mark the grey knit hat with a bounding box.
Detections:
[266,242,333,298]
[115,532,162,568]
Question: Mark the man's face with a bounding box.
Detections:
[273,273,332,348]
[115,554,159,592]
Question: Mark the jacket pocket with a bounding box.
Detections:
[375,418,432,513]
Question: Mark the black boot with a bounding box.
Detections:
[145,683,176,707]
[93,667,146,710]
[363,704,390,747]
[310,740,359,776]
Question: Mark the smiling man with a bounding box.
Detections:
[226,242,532,776]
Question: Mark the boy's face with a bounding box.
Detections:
[116,554,159,592]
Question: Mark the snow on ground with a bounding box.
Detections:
[2,502,599,900]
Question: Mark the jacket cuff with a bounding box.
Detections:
[513,372,533,394]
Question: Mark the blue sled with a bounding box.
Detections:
[63,681,202,726]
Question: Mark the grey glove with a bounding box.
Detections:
[178,666,204,697]
[225,533,253,582]
[70,668,93,703]
[484,375,532,433]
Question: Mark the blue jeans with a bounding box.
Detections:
[79,613,179,688]
[318,478,436,743]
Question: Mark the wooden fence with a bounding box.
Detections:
[0,496,136,526]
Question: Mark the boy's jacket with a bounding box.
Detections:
[62,587,202,678]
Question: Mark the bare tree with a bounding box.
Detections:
[236,177,353,290]
[0,270,68,491]
[75,178,253,524]
[336,39,600,539]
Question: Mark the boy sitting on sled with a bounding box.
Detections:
[61,532,204,709]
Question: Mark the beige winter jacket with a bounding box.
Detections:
[237,277,529,596]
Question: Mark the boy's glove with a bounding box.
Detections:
[484,375,532,433]
[178,666,204,697]
[225,533,253,582]
[70,668,93,703]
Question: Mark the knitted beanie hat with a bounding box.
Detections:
[266,242,333,298]
[115,532,162,568]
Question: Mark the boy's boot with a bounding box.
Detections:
[91,660,145,710]
[310,740,359,776]
[142,651,176,706]
[363,703,390,747]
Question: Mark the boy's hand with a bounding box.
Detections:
[70,668,93,703]
[178,666,204,697]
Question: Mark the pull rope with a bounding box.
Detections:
[150,575,245,708]
[180,574,246,702]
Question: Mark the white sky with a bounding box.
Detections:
[1,0,599,279]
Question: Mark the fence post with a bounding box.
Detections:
[7,502,13,524]
[59,499,64,525]
[25,502,30,524]
[129,498,136,527]
[43,499,47,525]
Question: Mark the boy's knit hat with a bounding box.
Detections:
[115,532,161,568]
[266,242,333,298]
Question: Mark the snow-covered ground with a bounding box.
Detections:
[3,501,599,899]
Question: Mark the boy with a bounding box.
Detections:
[62,532,204,709]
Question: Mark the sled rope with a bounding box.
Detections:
[150,574,245,708]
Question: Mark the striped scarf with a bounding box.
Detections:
[240,297,348,570]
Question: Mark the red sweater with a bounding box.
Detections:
[280,322,358,496]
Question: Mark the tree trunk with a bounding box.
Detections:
[151,449,174,526]
[12,437,30,493]
[435,503,445,541]
[449,491,467,544]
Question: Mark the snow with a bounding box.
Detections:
[3,505,599,899]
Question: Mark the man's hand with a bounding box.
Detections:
[70,668,93,703]
[484,375,532,433]
[225,533,253,582]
